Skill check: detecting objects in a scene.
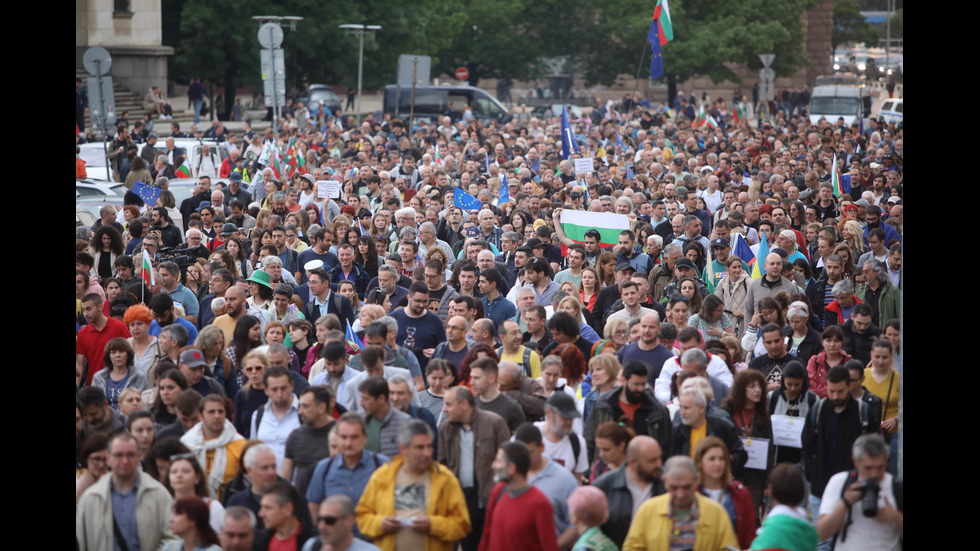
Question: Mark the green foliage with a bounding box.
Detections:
[433,0,541,85]
[833,0,879,49]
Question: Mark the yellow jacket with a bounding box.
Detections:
[356,454,471,551]
[623,493,739,551]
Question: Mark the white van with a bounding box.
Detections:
[878,99,903,125]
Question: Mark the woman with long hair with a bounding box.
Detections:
[589,422,634,483]
[226,316,262,388]
[248,228,273,270]
[722,369,772,513]
[91,225,124,280]
[557,295,601,342]
[233,351,271,436]
[578,267,602,314]
[806,325,850,399]
[677,277,704,315]
[127,410,156,462]
[162,497,222,551]
[842,220,867,263]
[683,241,708,277]
[337,280,362,318]
[865,338,901,473]
[195,326,238,397]
[720,335,748,372]
[687,294,734,341]
[715,256,750,337]
[222,236,251,278]
[597,251,617,287]
[356,231,383,278]
[151,367,188,428]
[369,211,390,239]
[551,342,588,401]
[331,215,352,248]
[305,202,323,227]
[741,296,786,360]
[693,436,758,550]
[788,201,807,231]
[91,337,148,411]
[167,456,226,533]
[667,296,693,332]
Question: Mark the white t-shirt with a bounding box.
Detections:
[533,421,588,475]
[819,471,901,551]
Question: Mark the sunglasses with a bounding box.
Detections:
[317,516,340,525]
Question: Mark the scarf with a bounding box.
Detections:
[181,419,244,495]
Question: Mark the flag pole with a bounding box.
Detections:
[627,35,648,121]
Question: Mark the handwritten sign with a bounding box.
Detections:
[574,158,594,175]
[740,437,770,470]
[317,180,340,199]
[771,415,805,448]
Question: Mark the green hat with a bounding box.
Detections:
[247,269,274,290]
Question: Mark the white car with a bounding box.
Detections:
[878,98,903,125]
[77,142,114,181]
[76,179,126,200]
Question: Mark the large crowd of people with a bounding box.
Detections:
[77,90,903,551]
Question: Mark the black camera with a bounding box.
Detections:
[860,479,880,517]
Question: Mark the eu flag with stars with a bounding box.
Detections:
[648,17,664,80]
[454,187,482,210]
[133,180,161,208]
[499,174,510,205]
[625,165,636,181]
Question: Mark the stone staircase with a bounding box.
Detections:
[77,66,197,136]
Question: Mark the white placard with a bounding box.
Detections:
[317,180,340,199]
[771,415,805,448]
[574,158,594,175]
[740,437,770,470]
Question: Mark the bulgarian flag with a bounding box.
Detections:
[652,0,673,45]
[732,105,744,126]
[434,144,443,165]
[140,249,155,286]
[692,106,707,129]
[831,154,843,197]
[175,161,191,178]
[559,211,629,249]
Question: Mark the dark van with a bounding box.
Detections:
[383,85,511,123]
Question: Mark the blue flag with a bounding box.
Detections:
[616,132,625,152]
[454,187,482,210]
[731,233,754,266]
[841,174,852,195]
[499,174,510,205]
[346,319,364,353]
[648,19,664,80]
[625,165,636,181]
[561,105,580,160]
[485,153,490,174]
[133,180,162,208]
[531,158,540,173]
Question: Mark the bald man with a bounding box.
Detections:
[592,436,665,547]
[744,252,799,319]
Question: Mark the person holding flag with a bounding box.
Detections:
[744,249,799,321]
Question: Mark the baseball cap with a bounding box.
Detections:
[547,392,580,418]
[179,349,207,369]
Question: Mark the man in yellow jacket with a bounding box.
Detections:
[356,419,471,551]
[623,455,739,551]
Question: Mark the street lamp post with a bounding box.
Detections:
[339,24,382,124]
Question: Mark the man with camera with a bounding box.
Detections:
[817,434,902,551]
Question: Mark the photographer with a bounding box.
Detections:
[817,433,902,550]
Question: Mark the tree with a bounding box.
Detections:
[433,0,542,86]
[568,0,818,95]
[170,0,466,120]
[833,0,879,49]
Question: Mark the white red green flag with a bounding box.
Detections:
[141,249,155,286]
[831,155,842,197]
[559,211,629,248]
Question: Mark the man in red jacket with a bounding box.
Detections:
[479,442,558,551]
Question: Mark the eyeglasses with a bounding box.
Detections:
[317,516,340,525]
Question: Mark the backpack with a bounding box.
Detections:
[811,396,872,439]
[496,346,534,378]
